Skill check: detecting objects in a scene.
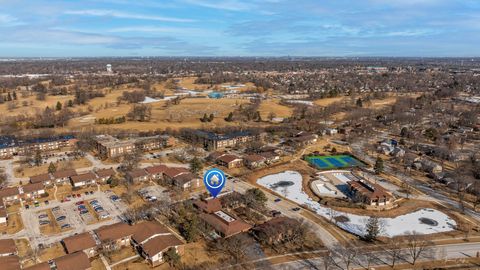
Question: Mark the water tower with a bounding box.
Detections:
[106,64,112,73]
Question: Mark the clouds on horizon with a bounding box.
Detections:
[0,0,479,56]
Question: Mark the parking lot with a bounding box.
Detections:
[20,189,128,248]
[137,185,169,203]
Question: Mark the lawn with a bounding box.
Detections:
[305,155,365,170]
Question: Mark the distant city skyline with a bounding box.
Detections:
[0,0,479,57]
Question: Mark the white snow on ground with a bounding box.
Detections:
[141,96,161,103]
[258,171,457,237]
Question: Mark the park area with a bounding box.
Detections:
[305,155,365,170]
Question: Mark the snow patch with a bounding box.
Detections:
[258,171,456,237]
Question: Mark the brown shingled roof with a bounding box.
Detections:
[200,211,252,237]
[53,169,77,179]
[217,154,242,164]
[0,239,16,255]
[128,168,148,179]
[0,255,21,270]
[22,182,44,193]
[131,221,171,244]
[54,252,91,270]
[193,198,222,213]
[163,167,189,179]
[141,234,183,257]
[94,222,135,243]
[0,187,19,198]
[348,180,393,200]
[95,168,115,178]
[145,165,168,175]
[62,232,96,254]
[70,172,97,183]
[29,173,51,184]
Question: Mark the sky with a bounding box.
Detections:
[0,0,479,57]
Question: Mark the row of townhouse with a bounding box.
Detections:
[94,134,175,158]
[29,168,116,188]
[0,135,77,159]
[127,165,201,190]
[0,182,48,225]
[208,147,282,169]
[0,239,20,270]
[60,221,184,267]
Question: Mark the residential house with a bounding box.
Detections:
[53,169,77,185]
[94,168,116,183]
[20,183,45,200]
[26,252,92,270]
[145,165,168,181]
[0,187,20,205]
[163,167,190,182]
[94,222,135,249]
[0,255,20,270]
[131,221,184,267]
[216,154,243,169]
[0,239,17,256]
[126,169,149,183]
[0,208,7,225]
[172,172,200,190]
[244,154,266,169]
[70,172,97,187]
[259,151,280,164]
[193,198,222,214]
[62,232,97,258]
[200,210,252,238]
[29,173,53,186]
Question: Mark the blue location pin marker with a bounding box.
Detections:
[203,168,226,198]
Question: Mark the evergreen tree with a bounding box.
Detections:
[365,216,382,241]
[67,100,74,107]
[12,91,17,100]
[225,112,234,122]
[356,98,363,107]
[374,156,384,174]
[189,157,203,174]
[56,101,62,111]
[6,92,12,101]
[208,113,214,122]
[48,162,57,174]
[34,151,42,166]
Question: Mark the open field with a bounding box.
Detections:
[0,212,24,234]
[14,157,92,178]
[258,99,293,119]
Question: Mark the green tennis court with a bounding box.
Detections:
[306,155,364,169]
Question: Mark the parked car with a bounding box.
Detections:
[90,200,99,205]
[25,205,30,209]
[292,207,301,212]
[80,210,88,215]
[52,206,60,211]
[271,210,282,217]
[61,224,71,229]
[94,207,104,212]
[274,198,281,202]
[76,194,81,198]
[39,220,50,226]
[44,200,49,205]
[75,201,84,205]
[84,191,89,195]
[56,216,66,221]
[38,214,48,219]
[89,191,94,195]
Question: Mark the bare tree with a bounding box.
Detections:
[330,244,359,270]
[384,238,405,268]
[404,231,433,265]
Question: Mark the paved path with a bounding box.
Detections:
[228,241,480,269]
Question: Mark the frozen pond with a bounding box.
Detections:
[258,171,457,237]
